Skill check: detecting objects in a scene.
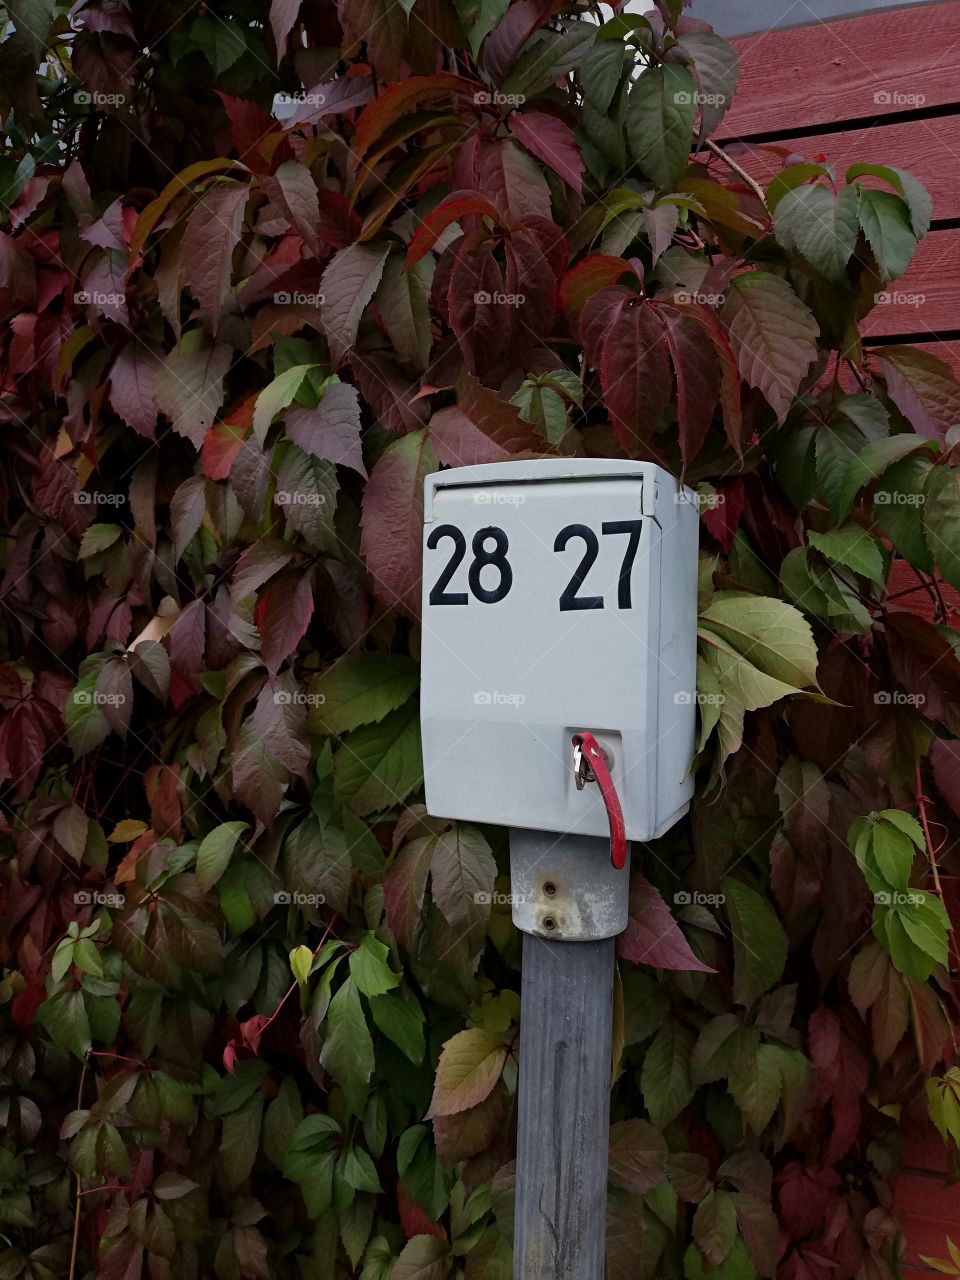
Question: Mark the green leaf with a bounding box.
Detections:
[66,674,109,757]
[581,40,625,115]
[693,1190,738,1268]
[722,878,788,1007]
[723,273,819,421]
[773,184,860,282]
[196,821,247,892]
[836,433,935,523]
[874,456,934,573]
[391,1235,450,1280]
[320,978,374,1115]
[676,32,739,140]
[640,1021,694,1128]
[333,701,423,817]
[626,64,697,191]
[79,524,123,559]
[453,0,510,56]
[427,1028,506,1118]
[349,932,400,997]
[339,1143,382,1193]
[924,466,960,592]
[37,989,91,1061]
[283,1114,341,1183]
[253,363,317,445]
[699,593,820,692]
[220,1093,263,1187]
[728,1043,786,1134]
[846,164,932,238]
[309,653,419,735]
[430,824,497,935]
[857,187,917,281]
[289,944,314,987]
[607,1118,668,1195]
[807,526,885,587]
[369,988,426,1063]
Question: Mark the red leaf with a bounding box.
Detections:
[286,382,366,476]
[479,137,551,225]
[446,242,507,379]
[504,231,557,358]
[262,161,320,255]
[109,344,159,439]
[397,1183,447,1240]
[217,92,285,173]
[617,874,714,972]
[508,111,583,199]
[181,182,248,333]
[256,572,314,677]
[931,739,960,818]
[428,372,542,467]
[223,1039,239,1074]
[701,477,745,552]
[559,255,632,328]
[661,310,720,469]
[406,191,501,268]
[384,835,436,948]
[319,241,390,366]
[885,612,960,736]
[354,74,474,157]
[599,299,672,453]
[202,422,249,481]
[284,74,375,130]
[360,429,437,620]
[270,0,301,62]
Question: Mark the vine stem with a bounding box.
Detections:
[256,915,340,1040]
[704,138,769,212]
[68,1056,89,1280]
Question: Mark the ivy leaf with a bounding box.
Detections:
[109,344,159,439]
[309,653,419,735]
[384,835,436,949]
[428,374,541,468]
[508,111,583,199]
[773,184,860,282]
[321,978,374,1115]
[640,1021,695,1128]
[286,381,365,476]
[836,433,935,523]
[807,526,885,587]
[618,874,714,972]
[391,1236,450,1280]
[600,299,672,452]
[360,429,437,619]
[626,64,697,191]
[429,825,497,934]
[722,878,788,1007]
[676,32,740,140]
[376,253,434,371]
[857,188,917,281]
[924,466,960,591]
[319,242,390,366]
[220,1094,263,1187]
[349,932,400,997]
[255,571,314,678]
[369,988,425,1063]
[252,363,316,445]
[846,163,932,238]
[607,1118,667,1195]
[181,181,248,332]
[37,989,91,1061]
[333,701,423,817]
[869,346,960,441]
[196,821,248,892]
[275,448,338,550]
[698,593,820,692]
[723,273,819,422]
[156,330,232,447]
[693,1190,738,1268]
[427,1028,507,1118]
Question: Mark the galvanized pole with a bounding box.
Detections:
[509,827,626,1280]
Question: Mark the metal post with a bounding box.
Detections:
[509,827,627,1280]
[514,929,615,1280]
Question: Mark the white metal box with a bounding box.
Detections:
[420,459,699,841]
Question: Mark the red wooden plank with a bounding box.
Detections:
[727,114,960,221]
[859,230,960,340]
[719,1,960,138]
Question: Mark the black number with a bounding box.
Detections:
[555,524,604,611]
[469,527,513,604]
[601,520,644,608]
[427,524,468,605]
